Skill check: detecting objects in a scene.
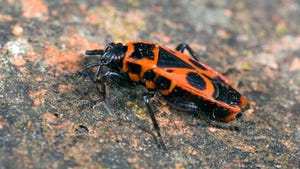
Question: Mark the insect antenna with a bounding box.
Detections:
[85,49,104,55]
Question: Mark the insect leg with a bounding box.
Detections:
[85,63,103,96]
[143,93,166,150]
[175,43,201,61]
[84,63,115,115]
[103,71,132,85]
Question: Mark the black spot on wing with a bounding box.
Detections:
[158,47,194,69]
[156,76,171,90]
[186,72,206,90]
[202,74,219,99]
[213,82,241,106]
[212,82,219,99]
[131,49,143,59]
[143,69,156,81]
[200,75,241,106]
[131,43,155,60]
[127,62,141,74]
[166,69,174,73]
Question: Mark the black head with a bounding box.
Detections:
[86,43,127,69]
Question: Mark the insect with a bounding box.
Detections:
[85,41,248,149]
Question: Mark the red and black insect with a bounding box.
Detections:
[85,41,248,149]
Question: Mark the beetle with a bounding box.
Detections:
[85,41,248,149]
